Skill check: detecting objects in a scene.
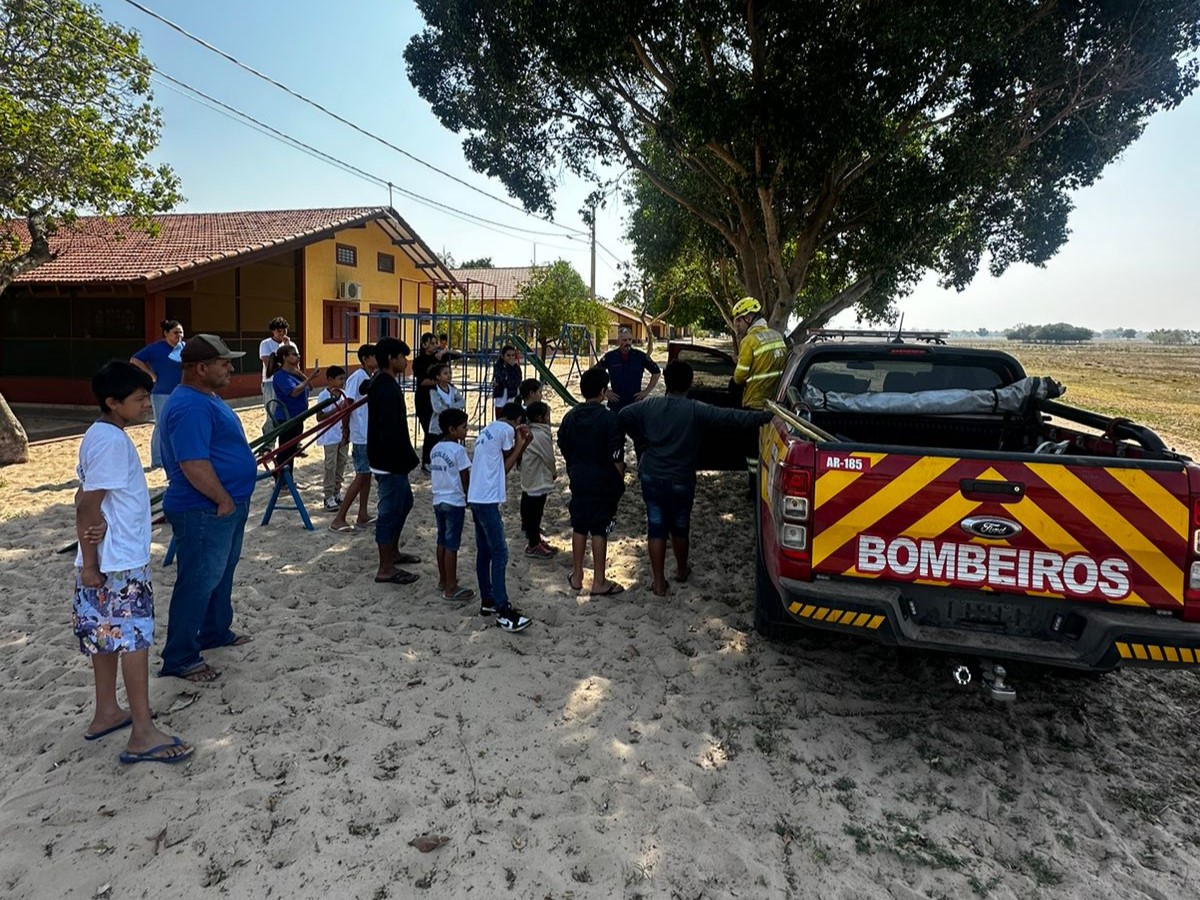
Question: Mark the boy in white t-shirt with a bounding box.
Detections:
[330,344,378,533]
[74,361,192,765]
[258,317,299,439]
[429,408,474,602]
[315,365,350,510]
[467,401,533,632]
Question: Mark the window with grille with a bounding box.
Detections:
[335,243,358,267]
[377,252,395,273]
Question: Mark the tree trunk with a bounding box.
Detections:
[0,393,29,466]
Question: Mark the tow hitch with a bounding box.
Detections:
[950,659,1017,702]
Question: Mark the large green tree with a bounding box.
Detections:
[0,0,181,294]
[513,260,610,356]
[405,1,1200,339]
[0,0,181,464]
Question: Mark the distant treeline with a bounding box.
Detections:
[1005,323,1095,343]
[1145,329,1200,345]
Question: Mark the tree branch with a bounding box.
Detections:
[0,212,54,295]
[787,272,879,342]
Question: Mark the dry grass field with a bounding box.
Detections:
[965,339,1200,457]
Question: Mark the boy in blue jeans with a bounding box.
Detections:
[75,361,192,764]
[430,408,474,601]
[467,401,533,631]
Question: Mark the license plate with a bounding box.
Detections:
[947,599,1024,628]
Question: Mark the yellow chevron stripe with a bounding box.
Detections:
[814,607,831,621]
[852,612,872,627]
[1148,645,1164,661]
[1132,644,1148,660]
[815,452,888,509]
[1105,468,1189,540]
[1116,642,1132,659]
[813,456,959,567]
[867,615,885,630]
[799,604,816,618]
[1029,464,1183,603]
[788,601,803,614]
[1183,648,1196,663]
[1165,646,1180,663]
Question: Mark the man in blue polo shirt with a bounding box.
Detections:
[159,334,258,683]
[597,326,660,414]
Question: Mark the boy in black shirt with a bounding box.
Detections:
[558,367,625,596]
[367,337,422,585]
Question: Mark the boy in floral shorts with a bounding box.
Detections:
[74,361,192,764]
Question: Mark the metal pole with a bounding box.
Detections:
[589,211,596,300]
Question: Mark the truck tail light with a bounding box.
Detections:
[776,464,813,557]
[1186,497,1200,612]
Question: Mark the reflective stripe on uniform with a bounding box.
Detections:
[748,371,780,381]
[753,341,786,355]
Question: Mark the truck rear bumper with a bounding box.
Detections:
[777,576,1200,672]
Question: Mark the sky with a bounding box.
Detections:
[87,0,1200,333]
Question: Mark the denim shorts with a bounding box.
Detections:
[375,473,414,546]
[640,474,696,540]
[434,502,466,551]
[351,443,369,474]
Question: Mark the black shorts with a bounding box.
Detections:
[569,492,618,537]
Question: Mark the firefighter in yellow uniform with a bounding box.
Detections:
[731,297,788,483]
[731,297,787,409]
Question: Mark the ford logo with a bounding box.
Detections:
[960,516,1022,539]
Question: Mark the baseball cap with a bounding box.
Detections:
[180,334,247,363]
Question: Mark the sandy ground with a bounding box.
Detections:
[3,386,1200,899]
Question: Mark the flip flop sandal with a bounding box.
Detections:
[329,523,357,534]
[589,582,626,597]
[119,736,194,765]
[84,717,133,741]
[567,573,583,592]
[172,663,220,684]
[375,571,419,585]
[442,586,476,601]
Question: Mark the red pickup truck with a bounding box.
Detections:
[670,340,1200,695]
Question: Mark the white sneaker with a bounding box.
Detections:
[323,497,340,511]
[494,606,531,633]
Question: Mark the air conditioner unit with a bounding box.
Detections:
[338,281,363,301]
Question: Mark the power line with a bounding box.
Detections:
[116,0,590,237]
[25,0,595,245]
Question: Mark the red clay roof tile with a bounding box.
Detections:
[12,207,387,284]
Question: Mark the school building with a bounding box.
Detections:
[0,207,458,404]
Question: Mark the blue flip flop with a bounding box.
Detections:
[118,736,194,765]
[84,717,133,741]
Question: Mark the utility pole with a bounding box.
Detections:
[589,206,596,300]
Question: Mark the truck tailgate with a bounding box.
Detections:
[810,448,1191,612]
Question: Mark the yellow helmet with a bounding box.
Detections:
[731,297,761,319]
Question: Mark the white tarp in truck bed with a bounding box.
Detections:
[802,376,1065,416]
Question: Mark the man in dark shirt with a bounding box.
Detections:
[558,367,625,596]
[620,360,772,596]
[367,337,422,585]
[598,326,660,413]
[410,332,441,472]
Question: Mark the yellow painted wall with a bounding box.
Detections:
[303,220,440,367]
